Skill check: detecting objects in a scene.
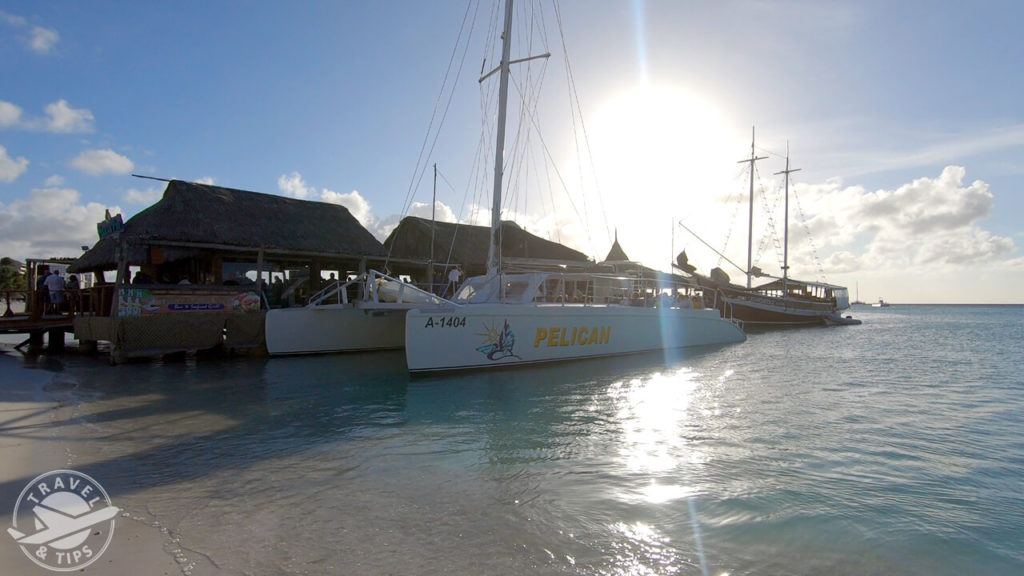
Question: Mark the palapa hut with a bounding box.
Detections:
[384,216,592,280]
[70,179,399,362]
[602,230,631,264]
[72,179,388,282]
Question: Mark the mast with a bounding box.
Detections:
[480,0,549,278]
[773,145,801,289]
[738,127,767,288]
[485,0,515,278]
[431,163,437,264]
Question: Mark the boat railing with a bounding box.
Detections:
[534,271,724,310]
[308,270,450,307]
[711,290,744,330]
[731,291,835,312]
[307,279,348,306]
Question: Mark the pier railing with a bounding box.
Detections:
[1,287,106,320]
[2,289,29,317]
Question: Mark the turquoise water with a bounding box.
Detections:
[2,305,1022,575]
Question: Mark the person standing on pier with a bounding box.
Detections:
[44,270,66,314]
[447,265,462,298]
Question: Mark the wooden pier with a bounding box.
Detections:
[1,290,79,352]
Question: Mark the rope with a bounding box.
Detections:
[387,0,480,267]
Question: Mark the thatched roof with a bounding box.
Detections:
[603,232,630,262]
[71,180,386,272]
[384,217,591,274]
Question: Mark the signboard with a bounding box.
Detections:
[97,213,125,240]
[118,288,260,316]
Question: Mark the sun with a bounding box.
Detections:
[580,83,747,268]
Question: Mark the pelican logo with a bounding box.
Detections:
[8,469,119,572]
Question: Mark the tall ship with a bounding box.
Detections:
[404,0,746,373]
[692,131,858,328]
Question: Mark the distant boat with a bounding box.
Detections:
[689,130,858,329]
[851,281,865,305]
[872,298,891,308]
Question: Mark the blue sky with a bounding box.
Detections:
[2,1,1022,303]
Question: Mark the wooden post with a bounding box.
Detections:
[112,235,128,318]
[256,247,265,306]
[47,328,65,352]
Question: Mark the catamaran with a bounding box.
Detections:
[265,269,444,355]
[403,0,746,373]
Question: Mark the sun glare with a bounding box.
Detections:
[583,84,744,267]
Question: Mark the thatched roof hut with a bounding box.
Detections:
[603,231,630,262]
[384,216,591,276]
[71,180,387,275]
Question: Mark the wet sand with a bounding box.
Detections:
[0,351,197,575]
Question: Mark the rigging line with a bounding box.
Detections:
[434,166,469,269]
[552,0,606,255]
[502,52,549,219]
[791,184,827,281]
[754,165,785,274]
[717,164,750,269]
[507,71,588,242]
[752,139,787,274]
[445,132,489,270]
[399,0,476,216]
[390,0,480,265]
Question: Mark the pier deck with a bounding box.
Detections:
[0,313,74,351]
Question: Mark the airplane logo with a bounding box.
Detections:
[8,503,120,547]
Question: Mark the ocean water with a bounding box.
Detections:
[3,304,1023,575]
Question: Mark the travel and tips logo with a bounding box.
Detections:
[8,469,118,572]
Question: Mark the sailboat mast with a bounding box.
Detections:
[739,126,767,289]
[431,163,437,264]
[774,145,801,287]
[486,0,515,277]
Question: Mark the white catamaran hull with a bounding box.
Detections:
[265,303,410,355]
[405,304,746,372]
[264,270,447,356]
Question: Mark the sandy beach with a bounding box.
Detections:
[0,350,201,576]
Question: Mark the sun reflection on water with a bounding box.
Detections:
[609,367,702,478]
[602,366,731,575]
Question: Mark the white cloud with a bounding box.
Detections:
[0,185,113,259]
[194,176,216,185]
[277,171,381,231]
[71,149,134,175]
[44,174,64,187]
[43,100,94,133]
[320,188,373,225]
[29,25,59,55]
[761,166,1014,280]
[374,200,463,243]
[0,101,22,128]
[123,186,163,205]
[0,11,26,27]
[0,146,29,183]
[277,172,310,199]
[406,200,458,224]
[0,99,94,133]
[0,11,59,56]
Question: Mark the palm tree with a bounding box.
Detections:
[0,257,27,316]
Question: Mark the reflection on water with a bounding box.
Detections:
[7,307,1023,575]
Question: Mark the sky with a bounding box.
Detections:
[2,0,1023,304]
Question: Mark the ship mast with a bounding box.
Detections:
[738,127,767,289]
[480,0,549,277]
[774,145,800,290]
